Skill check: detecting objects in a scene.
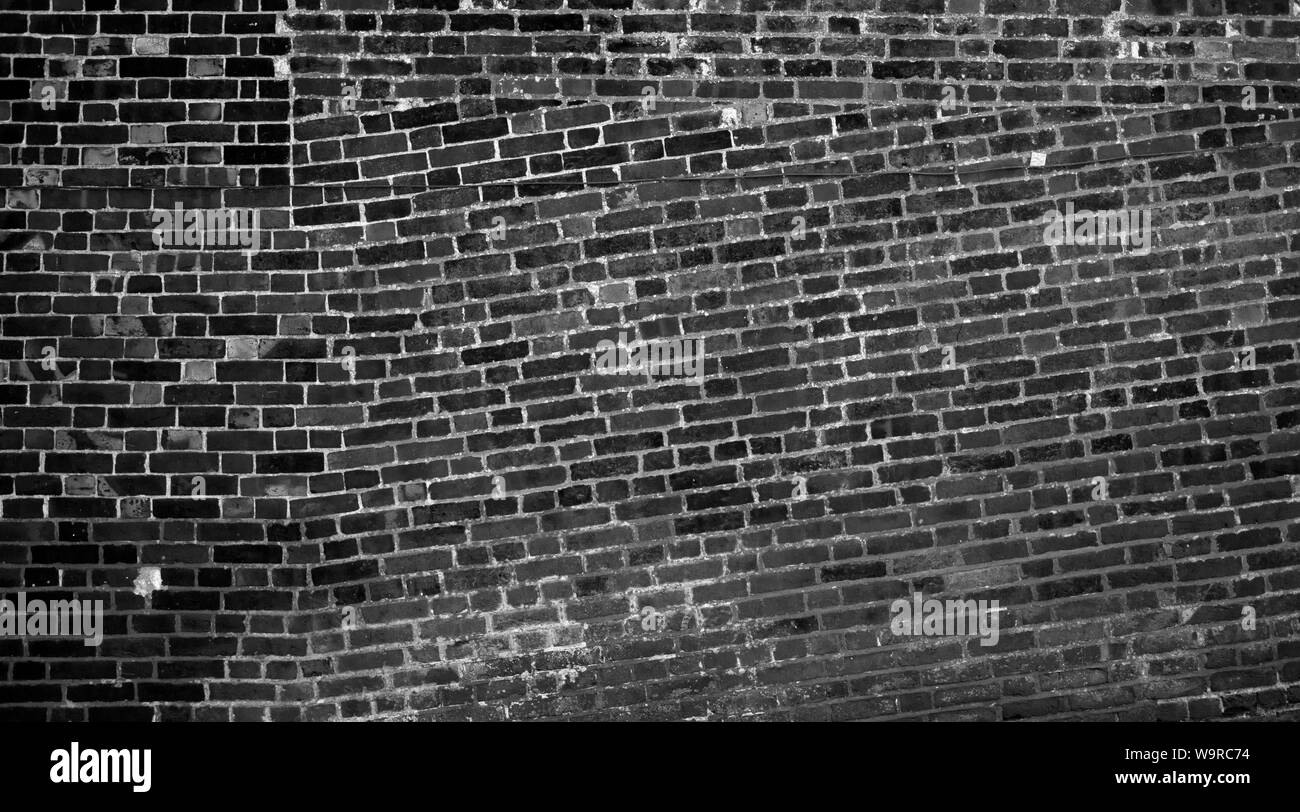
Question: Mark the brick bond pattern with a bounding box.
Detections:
[2,0,1300,721]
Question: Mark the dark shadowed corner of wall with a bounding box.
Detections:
[1,0,1299,721]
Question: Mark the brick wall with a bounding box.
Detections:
[2,0,1300,721]
[286,0,1300,115]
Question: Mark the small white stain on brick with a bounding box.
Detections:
[1101,12,1125,43]
[133,567,163,598]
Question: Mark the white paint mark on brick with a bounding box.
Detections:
[133,567,163,598]
[553,666,583,687]
[1101,12,1125,44]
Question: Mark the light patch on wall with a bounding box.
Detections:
[1230,304,1265,328]
[1101,13,1124,43]
[6,189,38,209]
[4,232,49,251]
[133,567,163,598]
[26,168,59,186]
[134,36,166,55]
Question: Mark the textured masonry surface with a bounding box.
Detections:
[2,0,1300,721]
